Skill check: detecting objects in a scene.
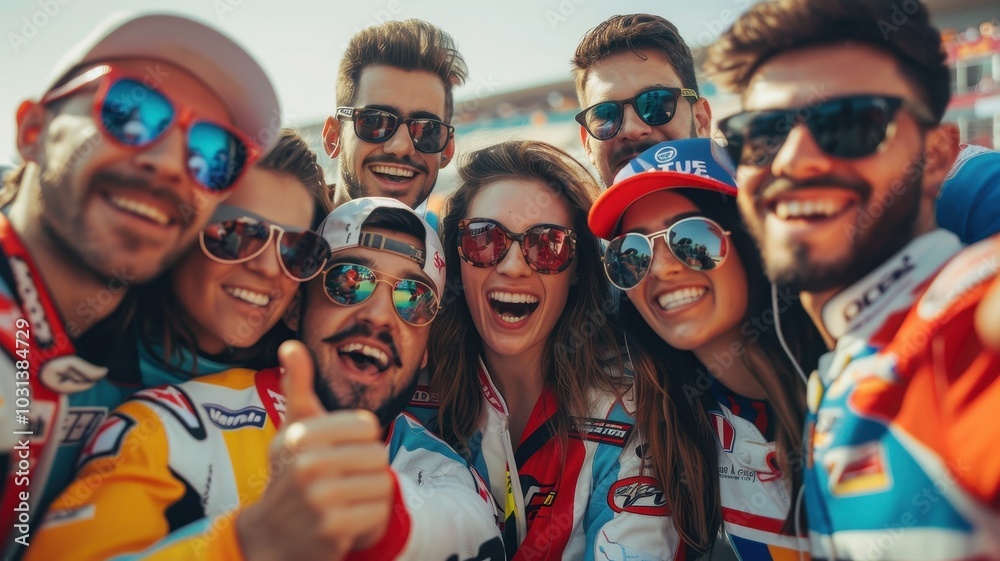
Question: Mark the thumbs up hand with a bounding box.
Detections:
[236,340,394,561]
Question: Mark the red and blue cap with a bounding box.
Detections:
[588,138,738,239]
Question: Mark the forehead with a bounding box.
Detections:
[100,58,233,124]
[620,190,700,234]
[224,168,314,228]
[331,228,429,281]
[466,178,573,230]
[582,49,684,106]
[743,43,919,110]
[355,64,447,118]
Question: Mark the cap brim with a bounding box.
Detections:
[588,171,737,239]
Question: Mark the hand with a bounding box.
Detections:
[977,275,1000,351]
[236,340,394,561]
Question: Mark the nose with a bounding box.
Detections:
[617,104,653,142]
[355,280,399,328]
[494,241,533,278]
[770,123,834,180]
[647,237,684,281]
[382,120,417,158]
[243,233,284,280]
[131,124,188,187]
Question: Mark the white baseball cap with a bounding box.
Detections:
[317,197,447,294]
[45,12,280,153]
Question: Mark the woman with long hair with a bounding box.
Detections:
[588,138,825,558]
[421,140,685,560]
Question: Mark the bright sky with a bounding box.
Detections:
[0,0,761,162]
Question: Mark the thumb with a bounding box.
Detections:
[278,340,327,423]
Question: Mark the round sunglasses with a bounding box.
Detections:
[457,218,576,274]
[199,205,331,282]
[335,106,453,154]
[322,263,440,327]
[576,87,700,141]
[603,217,731,291]
[716,94,936,168]
[41,65,259,192]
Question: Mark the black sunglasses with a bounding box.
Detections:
[716,94,936,167]
[336,106,453,154]
[576,87,700,141]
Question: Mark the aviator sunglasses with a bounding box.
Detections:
[41,65,259,192]
[716,94,936,168]
[322,263,440,326]
[576,87,700,141]
[457,218,577,274]
[336,106,454,154]
[603,216,731,291]
[200,205,331,282]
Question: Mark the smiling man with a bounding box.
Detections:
[323,20,467,210]
[26,198,503,561]
[708,0,1000,559]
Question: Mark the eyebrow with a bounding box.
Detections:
[365,104,444,122]
[629,211,702,235]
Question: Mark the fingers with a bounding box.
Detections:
[976,276,1000,351]
[279,340,327,423]
[282,410,382,453]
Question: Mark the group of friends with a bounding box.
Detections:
[2,0,1000,560]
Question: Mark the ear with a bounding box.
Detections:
[440,134,456,169]
[921,122,960,201]
[692,97,713,138]
[322,116,341,158]
[420,349,428,370]
[579,125,592,158]
[282,290,303,331]
[16,100,46,162]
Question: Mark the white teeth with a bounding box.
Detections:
[488,291,540,304]
[109,196,170,226]
[338,342,390,369]
[499,314,528,323]
[371,165,415,178]
[657,287,707,311]
[774,199,845,220]
[225,287,271,307]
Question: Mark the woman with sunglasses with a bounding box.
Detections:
[589,139,825,558]
[422,140,684,560]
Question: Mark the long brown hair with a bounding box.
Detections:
[628,189,824,551]
[430,140,623,452]
[122,128,332,372]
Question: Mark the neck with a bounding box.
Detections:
[331,177,352,208]
[482,344,546,415]
[800,289,840,350]
[7,179,122,336]
[693,328,767,400]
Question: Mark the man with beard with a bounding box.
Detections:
[708,0,1000,559]
[322,20,467,211]
[26,198,504,561]
[0,12,279,553]
[572,14,713,187]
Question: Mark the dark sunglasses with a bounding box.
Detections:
[717,94,936,168]
[322,263,439,326]
[200,205,331,282]
[457,218,576,274]
[576,87,700,141]
[41,65,259,192]
[336,106,453,154]
[603,217,731,290]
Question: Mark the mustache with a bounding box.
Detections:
[91,170,186,211]
[756,176,872,204]
[365,154,428,175]
[322,323,402,368]
[611,140,659,169]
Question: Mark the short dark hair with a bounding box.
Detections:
[573,14,699,102]
[362,207,425,244]
[337,19,468,122]
[705,0,951,122]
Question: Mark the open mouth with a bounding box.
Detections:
[338,342,391,373]
[224,286,272,307]
[371,164,416,183]
[488,291,540,324]
[766,189,859,223]
[657,286,707,312]
[107,194,172,226]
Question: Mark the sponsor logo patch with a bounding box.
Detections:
[824,441,893,497]
[408,384,440,408]
[709,411,736,453]
[133,385,206,440]
[204,404,266,430]
[607,476,669,516]
[40,355,108,394]
[522,475,556,522]
[571,418,632,447]
[79,413,134,465]
[60,407,107,445]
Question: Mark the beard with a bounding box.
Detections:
[750,165,922,293]
[310,357,420,429]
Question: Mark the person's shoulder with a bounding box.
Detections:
[387,412,469,469]
[915,235,999,326]
[937,144,1000,244]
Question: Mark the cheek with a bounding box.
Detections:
[172,255,224,312]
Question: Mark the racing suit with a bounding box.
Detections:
[25,366,505,561]
[804,230,1000,560]
[408,357,687,561]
